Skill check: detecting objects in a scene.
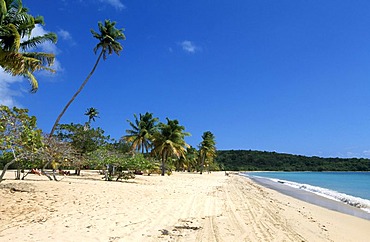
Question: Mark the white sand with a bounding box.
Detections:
[0,170,369,241]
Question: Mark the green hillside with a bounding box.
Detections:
[216,150,370,171]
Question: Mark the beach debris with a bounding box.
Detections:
[0,183,35,193]
[174,225,201,230]
[159,229,170,235]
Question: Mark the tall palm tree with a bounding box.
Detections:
[49,20,125,137]
[199,131,216,174]
[0,0,57,92]
[123,112,159,154]
[152,118,190,176]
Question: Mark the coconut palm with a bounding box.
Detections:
[0,0,57,92]
[152,118,190,176]
[85,107,99,123]
[185,146,199,172]
[199,131,216,174]
[83,107,99,130]
[49,20,125,137]
[123,112,159,154]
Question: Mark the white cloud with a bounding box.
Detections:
[57,29,72,41]
[28,25,63,73]
[0,69,23,107]
[363,150,370,157]
[57,29,76,48]
[100,0,125,10]
[30,25,60,55]
[180,40,199,53]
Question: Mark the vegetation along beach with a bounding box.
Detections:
[2,1,370,241]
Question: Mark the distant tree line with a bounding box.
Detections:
[216,150,370,171]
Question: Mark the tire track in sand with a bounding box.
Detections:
[228,175,306,241]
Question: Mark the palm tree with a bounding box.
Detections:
[185,146,199,172]
[0,0,57,92]
[123,112,159,154]
[83,107,99,131]
[152,118,190,176]
[85,107,99,123]
[199,131,216,174]
[49,20,125,137]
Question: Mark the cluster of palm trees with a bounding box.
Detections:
[0,1,218,177]
[123,112,217,176]
[0,0,57,92]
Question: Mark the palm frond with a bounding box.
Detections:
[23,70,38,93]
[22,52,55,66]
[20,33,57,51]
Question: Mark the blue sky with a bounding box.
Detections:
[2,0,370,158]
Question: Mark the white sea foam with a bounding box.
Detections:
[268,178,370,214]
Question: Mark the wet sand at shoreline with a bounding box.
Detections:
[1,171,369,241]
[249,175,370,220]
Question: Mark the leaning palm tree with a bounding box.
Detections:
[123,112,159,154]
[49,20,125,137]
[151,118,190,176]
[199,131,216,174]
[0,0,57,92]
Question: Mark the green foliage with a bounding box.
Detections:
[216,150,370,171]
[185,146,199,172]
[56,123,109,155]
[88,147,158,180]
[39,135,77,171]
[84,107,99,124]
[0,105,43,180]
[55,123,109,172]
[0,0,57,92]
[120,154,157,171]
[87,146,121,170]
[199,131,217,174]
[123,112,159,153]
[151,118,190,176]
[110,139,131,154]
[91,19,126,60]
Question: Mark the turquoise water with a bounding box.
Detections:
[244,172,370,213]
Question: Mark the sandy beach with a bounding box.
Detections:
[1,171,369,242]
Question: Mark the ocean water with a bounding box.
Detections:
[243,172,370,214]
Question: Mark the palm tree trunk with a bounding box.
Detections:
[161,150,167,176]
[48,50,104,138]
[200,153,206,175]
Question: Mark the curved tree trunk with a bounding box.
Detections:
[48,50,104,138]
[0,159,15,182]
[43,50,104,178]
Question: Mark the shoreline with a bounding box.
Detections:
[1,170,370,241]
[247,175,370,221]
